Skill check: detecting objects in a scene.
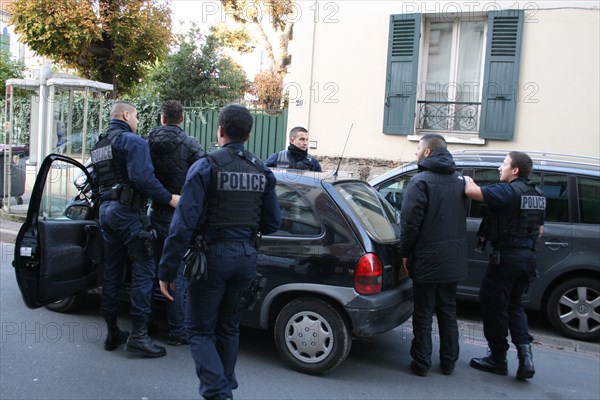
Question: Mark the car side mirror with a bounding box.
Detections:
[65,204,93,220]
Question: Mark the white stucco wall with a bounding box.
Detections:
[286,1,600,163]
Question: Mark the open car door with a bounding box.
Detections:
[14,154,102,308]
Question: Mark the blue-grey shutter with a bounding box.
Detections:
[479,10,524,140]
[383,14,421,135]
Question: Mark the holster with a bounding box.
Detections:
[128,228,157,260]
[237,274,267,312]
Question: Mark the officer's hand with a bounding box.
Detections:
[169,194,180,208]
[159,280,175,301]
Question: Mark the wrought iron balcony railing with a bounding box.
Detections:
[417,101,481,132]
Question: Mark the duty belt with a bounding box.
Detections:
[100,184,147,209]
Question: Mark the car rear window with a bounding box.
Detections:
[274,183,323,236]
[334,181,401,241]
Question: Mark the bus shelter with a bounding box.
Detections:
[2,69,113,212]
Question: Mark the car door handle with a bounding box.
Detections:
[544,241,569,248]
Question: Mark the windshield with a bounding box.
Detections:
[334,181,401,242]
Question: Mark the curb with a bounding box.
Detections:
[0,212,27,223]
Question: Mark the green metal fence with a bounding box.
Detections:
[1,97,288,162]
[182,108,288,161]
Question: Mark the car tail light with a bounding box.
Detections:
[355,253,383,294]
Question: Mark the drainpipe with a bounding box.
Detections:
[307,1,318,134]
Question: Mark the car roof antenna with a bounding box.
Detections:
[333,123,353,177]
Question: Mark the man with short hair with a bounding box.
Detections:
[400,133,468,377]
[265,126,322,171]
[148,100,205,346]
[159,104,281,400]
[465,151,545,380]
[91,100,179,358]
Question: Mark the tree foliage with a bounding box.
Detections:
[220,0,295,77]
[0,50,25,99]
[8,0,172,95]
[251,70,283,109]
[134,25,247,106]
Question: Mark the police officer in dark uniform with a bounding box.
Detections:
[91,101,179,358]
[158,104,280,400]
[265,126,322,171]
[148,100,205,346]
[464,151,546,380]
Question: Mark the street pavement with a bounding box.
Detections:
[0,214,23,244]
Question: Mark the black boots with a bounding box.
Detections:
[104,319,129,351]
[470,351,508,375]
[125,320,167,358]
[471,345,535,379]
[516,344,535,380]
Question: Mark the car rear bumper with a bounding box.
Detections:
[345,279,413,337]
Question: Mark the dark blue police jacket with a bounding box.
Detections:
[158,142,281,283]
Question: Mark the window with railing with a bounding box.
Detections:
[418,18,486,133]
[417,101,480,132]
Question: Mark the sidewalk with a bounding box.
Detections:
[0,212,25,244]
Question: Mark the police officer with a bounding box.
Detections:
[265,126,322,171]
[148,100,205,346]
[91,100,179,358]
[464,151,545,380]
[158,104,280,400]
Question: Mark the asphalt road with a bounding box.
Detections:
[1,238,599,400]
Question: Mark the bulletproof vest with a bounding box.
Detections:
[90,127,129,191]
[276,150,312,170]
[202,147,267,234]
[489,180,546,248]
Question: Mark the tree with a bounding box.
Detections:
[251,70,283,109]
[135,25,247,105]
[220,0,295,78]
[0,50,25,99]
[8,0,172,95]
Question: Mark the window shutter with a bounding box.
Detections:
[480,10,524,140]
[383,14,421,135]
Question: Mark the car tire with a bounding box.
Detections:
[546,277,600,341]
[45,294,85,313]
[274,298,351,375]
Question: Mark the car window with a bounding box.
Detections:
[470,169,500,218]
[541,174,569,223]
[39,160,85,220]
[334,181,401,241]
[578,176,600,224]
[274,184,322,236]
[376,170,417,211]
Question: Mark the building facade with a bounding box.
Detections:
[286,1,600,165]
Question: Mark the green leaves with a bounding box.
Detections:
[8,0,172,95]
[135,26,247,106]
[0,50,25,100]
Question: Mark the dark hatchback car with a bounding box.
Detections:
[13,154,413,374]
[370,150,600,342]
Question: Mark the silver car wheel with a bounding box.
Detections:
[283,310,334,364]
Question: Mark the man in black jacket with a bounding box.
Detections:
[148,100,205,346]
[400,134,468,377]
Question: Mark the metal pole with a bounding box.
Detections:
[82,87,89,161]
[6,85,15,212]
[98,93,104,134]
[67,90,73,154]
